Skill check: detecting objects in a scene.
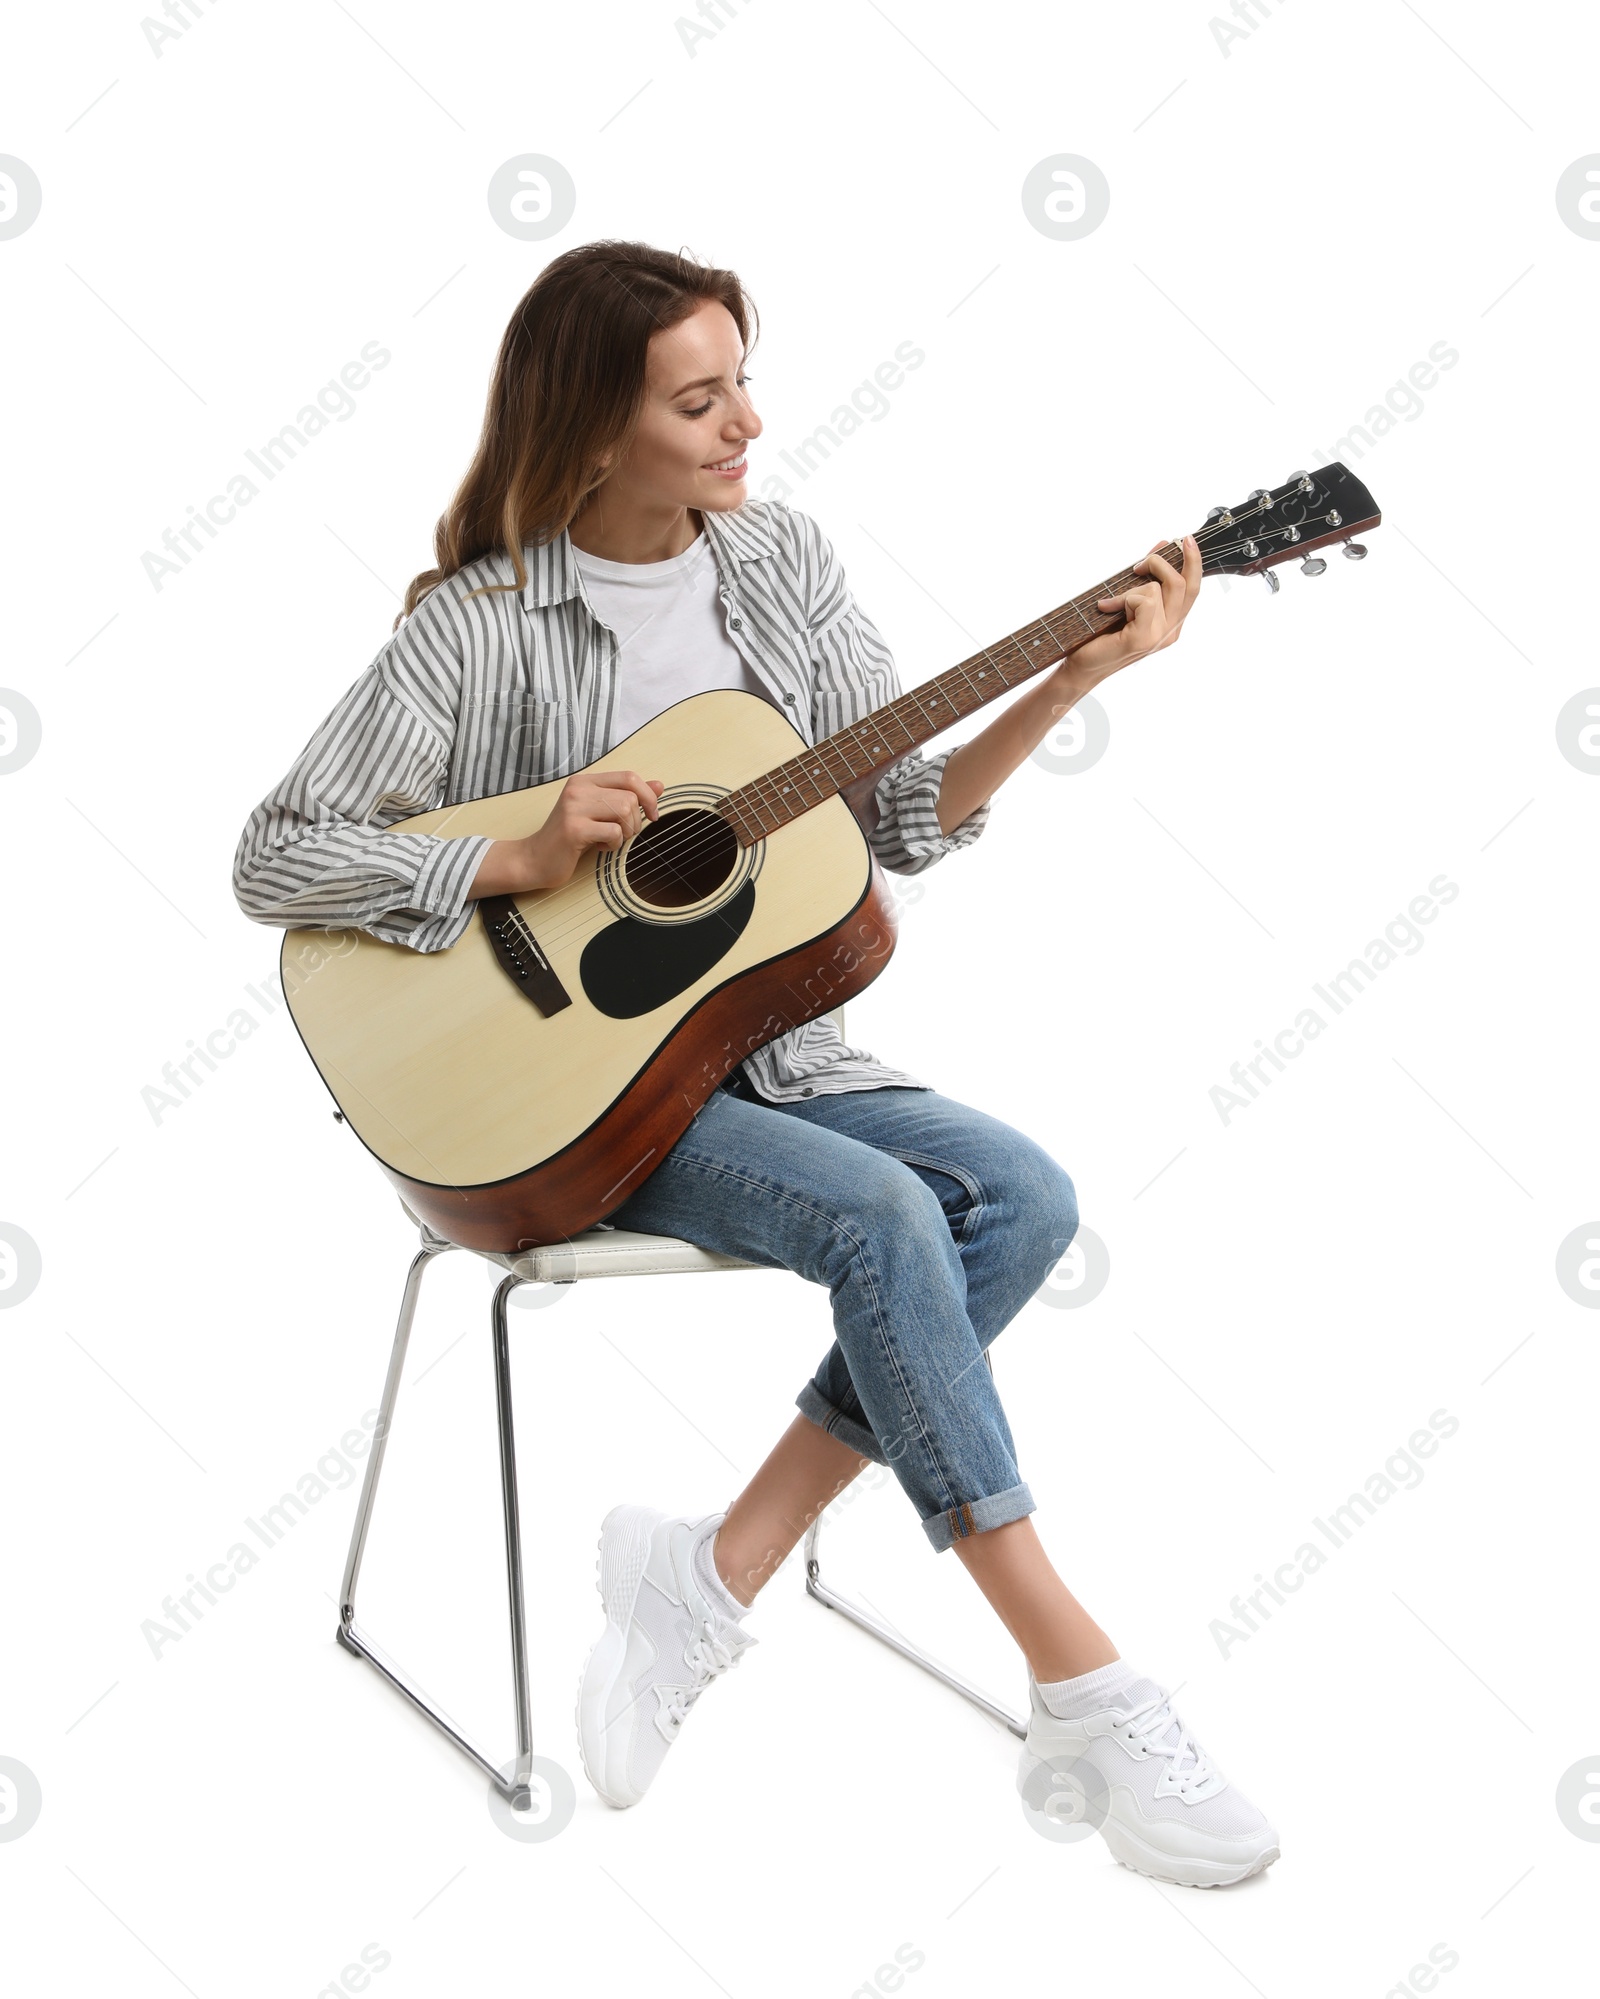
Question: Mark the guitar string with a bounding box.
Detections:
[511,530,1211,942]
[500,499,1352,953]
[536,529,1294,931]
[515,501,1345,950]
[716,502,1349,855]
[506,508,1333,955]
[663,491,1341,865]
[510,552,1171,955]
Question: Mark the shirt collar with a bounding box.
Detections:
[518,502,776,611]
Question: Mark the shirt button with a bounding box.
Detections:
[801,1087,814,1096]
[783,692,796,705]
[730,616,743,630]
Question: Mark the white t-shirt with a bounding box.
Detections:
[571,528,774,751]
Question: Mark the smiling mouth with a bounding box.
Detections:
[704,453,747,472]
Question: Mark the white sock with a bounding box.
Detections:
[1033,1657,1141,1719]
[690,1517,748,1622]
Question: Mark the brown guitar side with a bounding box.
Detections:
[384,858,901,1253]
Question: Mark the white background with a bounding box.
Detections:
[3,1,1598,1993]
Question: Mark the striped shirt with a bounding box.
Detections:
[232,498,992,1102]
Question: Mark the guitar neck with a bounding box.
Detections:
[722,540,1182,845]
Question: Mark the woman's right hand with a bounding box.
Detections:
[470,769,665,898]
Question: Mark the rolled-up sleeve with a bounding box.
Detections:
[798,512,992,877]
[232,593,492,954]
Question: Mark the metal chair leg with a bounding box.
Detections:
[490,1273,535,1807]
[800,1349,1028,1740]
[802,1513,1027,1739]
[336,1248,536,1808]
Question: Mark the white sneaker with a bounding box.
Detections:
[575,1505,756,1809]
[1017,1673,1279,1887]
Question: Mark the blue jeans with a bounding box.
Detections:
[605,1074,1079,1553]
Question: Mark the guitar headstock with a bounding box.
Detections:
[1193,462,1381,580]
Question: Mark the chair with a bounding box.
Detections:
[334,1007,1026,1812]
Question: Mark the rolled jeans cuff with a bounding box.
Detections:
[921,1481,1036,1555]
[795,1381,890,1468]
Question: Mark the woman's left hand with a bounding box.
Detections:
[1048,532,1202,699]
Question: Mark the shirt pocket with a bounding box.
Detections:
[801,611,892,738]
[460,689,578,797]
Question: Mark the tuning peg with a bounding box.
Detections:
[1300,554,1327,577]
[1342,539,1368,561]
[1205,505,1232,525]
[1261,569,1281,594]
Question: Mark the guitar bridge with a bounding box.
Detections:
[480,896,572,1016]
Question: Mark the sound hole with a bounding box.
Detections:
[624,807,737,909]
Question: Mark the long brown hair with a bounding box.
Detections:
[396,240,758,629]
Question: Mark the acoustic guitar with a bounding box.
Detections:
[282,463,1380,1252]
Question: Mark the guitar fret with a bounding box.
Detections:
[794,760,828,803]
[836,727,876,771]
[943,662,984,711]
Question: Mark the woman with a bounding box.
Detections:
[234,240,1277,1887]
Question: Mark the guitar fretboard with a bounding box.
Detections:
[720,540,1182,844]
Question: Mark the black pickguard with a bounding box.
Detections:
[580,882,757,1020]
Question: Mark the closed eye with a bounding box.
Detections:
[682,374,750,418]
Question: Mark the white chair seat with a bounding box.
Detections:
[496,1229,764,1284]
[397,1203,764,1284]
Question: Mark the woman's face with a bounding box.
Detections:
[601,297,762,513]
